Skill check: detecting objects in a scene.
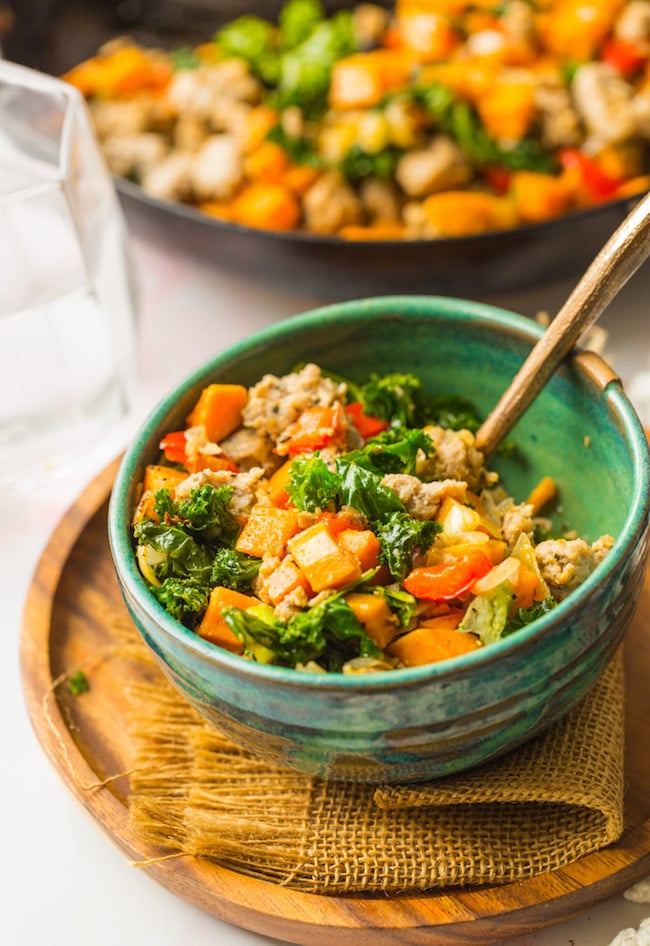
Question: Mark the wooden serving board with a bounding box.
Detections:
[20,459,650,946]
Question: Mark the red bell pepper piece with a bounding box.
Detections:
[346,401,390,439]
[601,38,645,76]
[484,165,512,196]
[403,550,493,601]
[159,430,188,465]
[559,148,621,201]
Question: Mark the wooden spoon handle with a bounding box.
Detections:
[475,191,650,460]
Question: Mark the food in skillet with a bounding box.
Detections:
[63,0,650,240]
[131,364,613,672]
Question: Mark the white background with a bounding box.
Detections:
[2,204,650,946]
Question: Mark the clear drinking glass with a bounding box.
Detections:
[0,59,137,490]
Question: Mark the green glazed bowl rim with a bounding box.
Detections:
[109,295,650,691]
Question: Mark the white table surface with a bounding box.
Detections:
[2,206,650,946]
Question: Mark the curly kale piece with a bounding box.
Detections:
[358,372,424,427]
[223,595,382,669]
[345,428,434,476]
[374,512,440,581]
[152,577,211,624]
[133,482,243,626]
[286,454,341,512]
[133,519,215,585]
[335,457,405,522]
[210,547,261,592]
[153,484,238,544]
[421,394,482,433]
[503,596,558,637]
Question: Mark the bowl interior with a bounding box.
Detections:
[111,295,649,678]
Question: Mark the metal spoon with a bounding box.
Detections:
[475,190,650,461]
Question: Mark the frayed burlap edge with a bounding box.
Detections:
[124,643,625,895]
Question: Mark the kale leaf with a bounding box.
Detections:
[335,457,406,521]
[502,596,558,637]
[223,594,382,669]
[287,595,383,667]
[340,144,404,182]
[374,511,440,581]
[287,452,408,520]
[286,454,341,512]
[375,585,417,628]
[210,547,261,591]
[221,604,286,663]
[152,577,211,623]
[345,428,434,475]
[154,484,238,544]
[133,519,215,585]
[358,372,424,426]
[266,123,321,166]
[420,394,482,432]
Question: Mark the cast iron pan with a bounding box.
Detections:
[4,0,645,297]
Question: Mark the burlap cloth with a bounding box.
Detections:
[125,645,624,894]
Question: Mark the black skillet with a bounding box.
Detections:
[5,0,645,298]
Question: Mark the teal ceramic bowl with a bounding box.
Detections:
[108,296,650,783]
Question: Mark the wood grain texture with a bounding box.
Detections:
[19,461,650,946]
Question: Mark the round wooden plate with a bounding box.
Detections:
[20,460,650,946]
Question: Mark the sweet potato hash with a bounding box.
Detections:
[64,0,650,239]
[131,364,613,672]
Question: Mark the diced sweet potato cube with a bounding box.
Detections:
[267,459,293,508]
[512,564,542,611]
[186,383,248,443]
[196,587,259,654]
[337,529,381,571]
[344,593,397,649]
[134,465,188,524]
[421,191,517,237]
[143,464,187,494]
[315,511,363,535]
[236,504,300,559]
[190,453,239,474]
[389,624,482,666]
[329,50,415,110]
[288,521,362,592]
[418,612,465,631]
